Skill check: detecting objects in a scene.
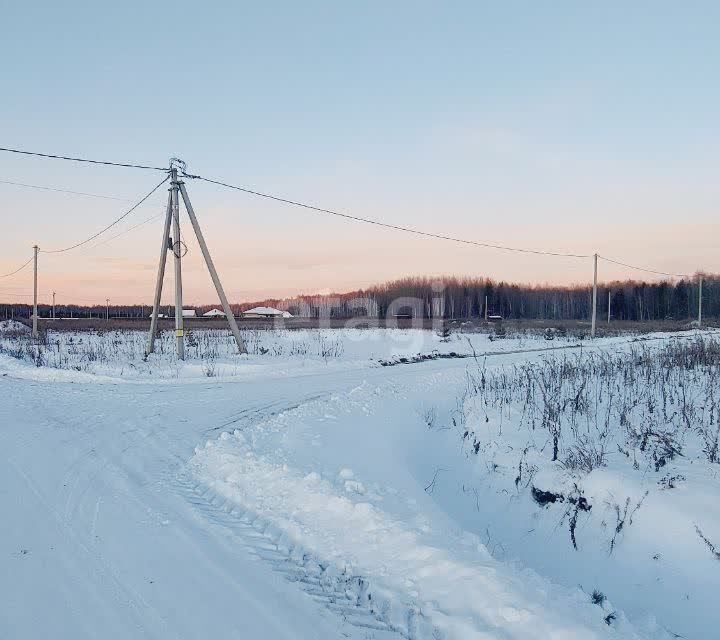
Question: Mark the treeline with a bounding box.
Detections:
[1,275,715,322]
[238,275,716,322]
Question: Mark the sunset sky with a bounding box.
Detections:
[1,1,719,305]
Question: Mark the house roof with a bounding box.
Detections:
[243,306,284,316]
[202,308,225,317]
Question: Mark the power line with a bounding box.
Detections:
[0,256,33,278]
[82,211,166,252]
[52,291,104,304]
[185,173,590,259]
[597,254,691,279]
[0,177,135,201]
[0,175,166,252]
[189,172,706,275]
[0,148,701,277]
[41,176,169,254]
[0,146,168,172]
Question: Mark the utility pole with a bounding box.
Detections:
[698,275,703,327]
[607,289,611,325]
[171,168,185,359]
[32,245,39,337]
[179,180,246,353]
[146,159,247,357]
[591,253,598,338]
[146,188,173,355]
[106,298,110,322]
[52,291,56,319]
[484,295,488,321]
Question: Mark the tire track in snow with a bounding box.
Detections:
[202,395,328,436]
[173,472,414,639]
[180,395,416,639]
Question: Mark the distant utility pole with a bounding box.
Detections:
[484,295,488,321]
[607,290,611,325]
[52,291,56,319]
[32,245,39,336]
[698,275,703,327]
[591,253,598,338]
[146,159,246,357]
[106,298,110,322]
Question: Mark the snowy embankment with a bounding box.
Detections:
[188,338,719,638]
[443,337,720,640]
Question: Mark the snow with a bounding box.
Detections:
[1,322,718,639]
[2,321,713,383]
[202,308,225,317]
[193,431,645,638]
[243,306,285,316]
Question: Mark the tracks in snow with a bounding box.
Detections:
[203,395,327,436]
[189,394,422,638]
[174,474,413,639]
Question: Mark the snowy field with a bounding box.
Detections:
[1,321,718,639]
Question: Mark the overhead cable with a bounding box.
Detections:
[598,254,691,279]
[0,256,33,278]
[185,173,590,258]
[41,176,169,254]
[0,177,135,201]
[0,146,168,172]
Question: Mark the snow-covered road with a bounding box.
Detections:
[1,333,711,639]
[2,357,478,639]
[0,369,380,639]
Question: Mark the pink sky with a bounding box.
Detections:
[1,216,713,306]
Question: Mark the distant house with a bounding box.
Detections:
[202,308,226,318]
[243,306,286,319]
[148,313,168,319]
[182,309,197,318]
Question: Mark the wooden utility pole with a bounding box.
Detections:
[106,298,110,322]
[698,275,703,327]
[484,295,488,321]
[52,291,56,319]
[591,253,598,338]
[32,245,39,336]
